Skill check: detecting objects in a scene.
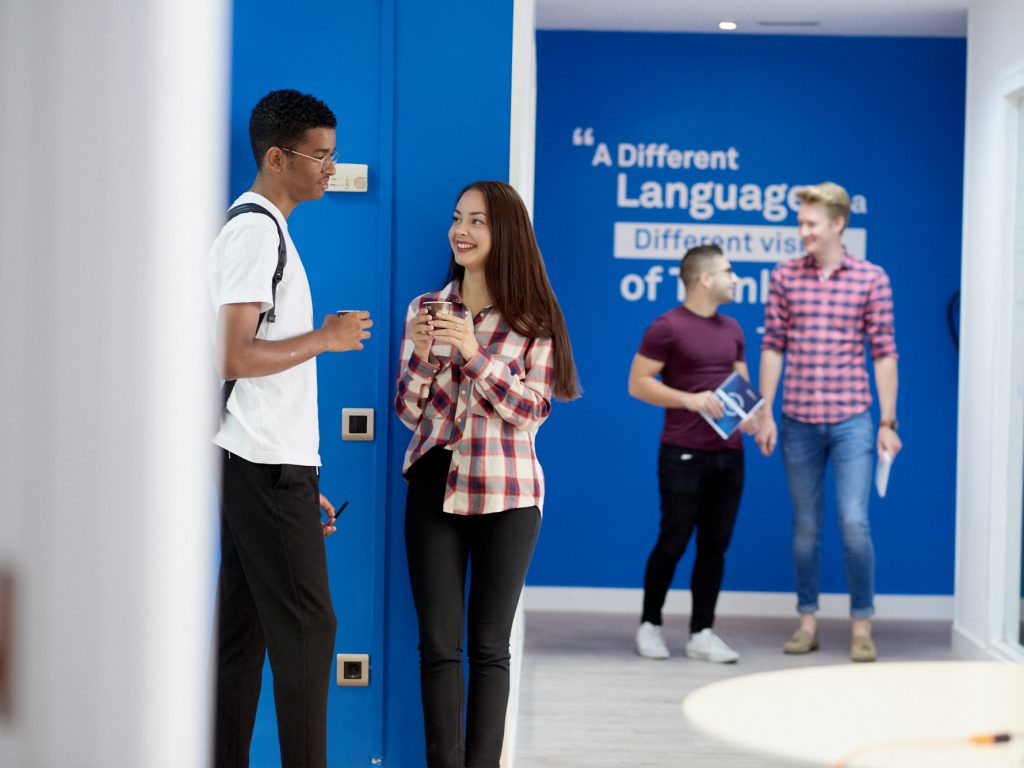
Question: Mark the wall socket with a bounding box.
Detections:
[337,653,369,687]
[342,407,374,441]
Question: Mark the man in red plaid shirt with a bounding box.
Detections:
[756,182,903,663]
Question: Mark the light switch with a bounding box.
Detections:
[327,163,369,193]
[342,407,374,441]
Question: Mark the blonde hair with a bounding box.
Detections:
[796,182,850,228]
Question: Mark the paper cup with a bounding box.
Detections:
[424,301,453,318]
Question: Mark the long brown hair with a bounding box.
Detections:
[446,181,580,401]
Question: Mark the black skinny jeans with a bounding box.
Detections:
[405,447,541,768]
[641,445,744,633]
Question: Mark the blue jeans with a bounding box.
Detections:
[780,411,875,619]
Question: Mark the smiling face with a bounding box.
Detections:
[282,127,337,203]
[706,254,739,304]
[449,187,492,273]
[797,201,845,258]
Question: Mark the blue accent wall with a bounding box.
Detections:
[228,2,513,765]
[384,4,513,765]
[226,13,962,765]
[229,4,390,765]
[530,31,965,598]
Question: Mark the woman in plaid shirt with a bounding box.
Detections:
[395,180,579,768]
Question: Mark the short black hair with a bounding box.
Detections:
[248,89,337,168]
[680,244,724,287]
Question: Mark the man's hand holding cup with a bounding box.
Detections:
[324,310,373,351]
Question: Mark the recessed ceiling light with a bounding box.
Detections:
[718,21,738,31]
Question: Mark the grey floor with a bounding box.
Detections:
[514,612,957,768]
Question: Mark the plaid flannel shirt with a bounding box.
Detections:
[395,281,554,515]
[762,252,898,424]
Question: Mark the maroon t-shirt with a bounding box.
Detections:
[637,305,746,451]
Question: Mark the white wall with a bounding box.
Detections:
[954,0,1024,660]
[0,1,227,765]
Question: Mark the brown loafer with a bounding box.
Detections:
[850,635,876,662]
[783,628,819,654]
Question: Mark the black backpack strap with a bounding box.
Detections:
[220,202,288,417]
[226,202,287,325]
[221,378,237,416]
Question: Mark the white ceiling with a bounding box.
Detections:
[536,0,969,37]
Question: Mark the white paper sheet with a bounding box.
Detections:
[875,450,893,498]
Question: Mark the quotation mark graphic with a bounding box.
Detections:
[572,127,594,146]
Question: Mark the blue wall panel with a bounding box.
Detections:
[384,4,513,766]
[229,1,514,765]
[530,31,965,598]
[229,3,389,766]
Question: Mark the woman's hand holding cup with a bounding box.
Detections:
[430,308,477,360]
[411,306,438,360]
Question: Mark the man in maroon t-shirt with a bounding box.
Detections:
[628,244,755,663]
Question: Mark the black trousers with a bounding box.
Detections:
[405,447,541,768]
[641,445,744,633]
[215,450,337,768]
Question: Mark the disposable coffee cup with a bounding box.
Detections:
[423,301,454,358]
[424,301,453,318]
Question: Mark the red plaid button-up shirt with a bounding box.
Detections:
[762,252,898,424]
[395,281,554,515]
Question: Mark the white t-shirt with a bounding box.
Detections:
[210,191,321,466]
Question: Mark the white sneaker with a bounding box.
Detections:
[635,621,670,659]
[686,628,739,663]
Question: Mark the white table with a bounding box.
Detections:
[682,661,1024,767]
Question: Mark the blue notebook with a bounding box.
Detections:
[700,371,765,440]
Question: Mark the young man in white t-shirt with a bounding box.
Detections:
[209,89,372,768]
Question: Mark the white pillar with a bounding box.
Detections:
[954,0,1024,662]
[0,1,227,764]
[503,2,537,766]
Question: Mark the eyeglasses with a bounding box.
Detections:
[281,147,340,171]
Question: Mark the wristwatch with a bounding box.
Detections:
[879,419,899,432]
